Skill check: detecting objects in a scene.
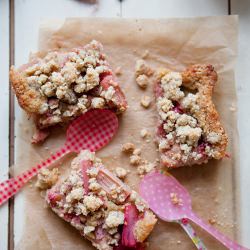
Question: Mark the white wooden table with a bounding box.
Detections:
[0,0,249,249]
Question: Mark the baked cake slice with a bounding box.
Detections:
[46,150,157,250]
[10,40,127,143]
[155,64,228,168]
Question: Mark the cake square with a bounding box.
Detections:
[46,150,157,250]
[10,40,127,143]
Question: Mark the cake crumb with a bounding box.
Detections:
[122,143,135,153]
[170,193,183,206]
[130,155,141,166]
[115,167,128,179]
[35,168,60,190]
[177,240,181,244]
[135,59,154,77]
[137,162,155,176]
[140,128,149,138]
[136,74,149,89]
[140,95,151,108]
[141,50,149,59]
[209,218,216,225]
[133,148,141,155]
[115,66,122,76]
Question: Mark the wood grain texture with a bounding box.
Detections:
[121,0,228,17]
[0,0,10,250]
[231,0,250,247]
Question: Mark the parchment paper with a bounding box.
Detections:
[15,16,240,250]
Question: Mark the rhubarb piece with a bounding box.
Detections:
[46,150,157,250]
[155,64,228,168]
[10,40,127,143]
[122,204,139,247]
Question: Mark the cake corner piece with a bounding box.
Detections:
[155,64,228,168]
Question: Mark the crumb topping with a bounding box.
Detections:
[105,211,124,228]
[35,168,59,190]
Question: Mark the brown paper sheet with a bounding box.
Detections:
[15,16,240,250]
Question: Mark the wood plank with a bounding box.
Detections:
[231,0,250,246]
[13,0,120,248]
[121,0,228,17]
[0,0,10,250]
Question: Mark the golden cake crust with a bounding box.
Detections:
[181,64,228,159]
[10,66,45,114]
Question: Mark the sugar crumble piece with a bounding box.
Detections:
[115,167,128,179]
[133,148,141,156]
[35,168,59,190]
[140,128,149,138]
[136,74,149,89]
[130,155,142,166]
[122,142,135,154]
[135,59,154,77]
[115,66,122,76]
[208,218,216,225]
[141,50,149,59]
[84,226,95,236]
[170,193,183,206]
[105,211,125,228]
[140,95,151,108]
[137,162,155,176]
[83,195,104,212]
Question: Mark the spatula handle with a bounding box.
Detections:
[0,146,70,206]
[188,213,249,250]
[178,219,207,250]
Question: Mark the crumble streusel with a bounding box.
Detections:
[155,64,228,168]
[46,150,157,250]
[10,40,127,143]
[140,95,151,109]
[35,168,60,190]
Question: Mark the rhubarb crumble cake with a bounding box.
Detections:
[155,64,228,168]
[10,40,127,143]
[46,150,157,250]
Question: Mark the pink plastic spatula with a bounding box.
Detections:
[140,171,249,250]
[0,109,118,206]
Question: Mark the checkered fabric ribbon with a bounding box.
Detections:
[0,109,118,206]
